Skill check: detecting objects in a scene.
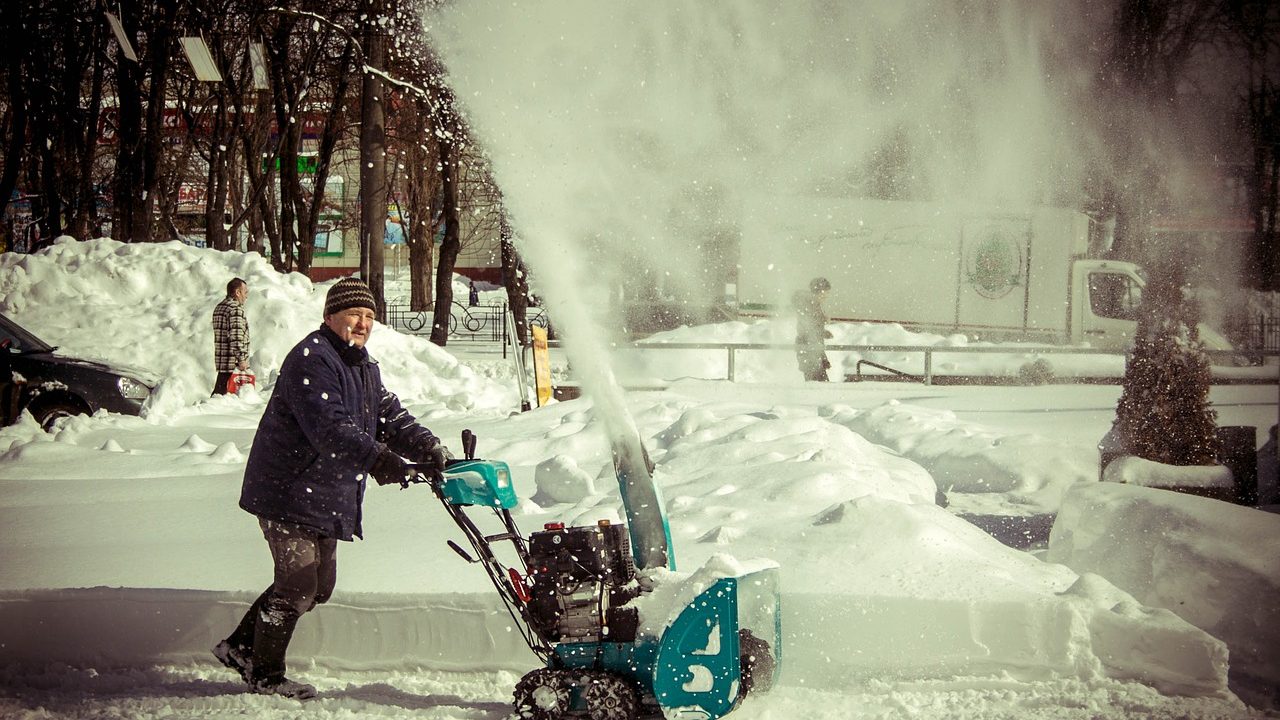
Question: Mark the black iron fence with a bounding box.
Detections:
[386,298,550,342]
[1243,316,1280,353]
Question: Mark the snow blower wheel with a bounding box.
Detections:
[581,671,640,720]
[514,668,572,720]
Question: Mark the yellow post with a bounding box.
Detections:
[532,325,552,407]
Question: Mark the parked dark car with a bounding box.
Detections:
[0,313,156,430]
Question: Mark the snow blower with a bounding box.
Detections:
[415,429,780,720]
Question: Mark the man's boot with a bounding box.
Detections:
[247,601,316,699]
[213,590,269,682]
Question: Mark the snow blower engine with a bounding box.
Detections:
[414,430,780,720]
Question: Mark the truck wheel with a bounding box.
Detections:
[581,671,638,720]
[738,629,775,696]
[514,668,572,720]
[30,399,86,432]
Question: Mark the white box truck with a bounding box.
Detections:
[734,198,1226,351]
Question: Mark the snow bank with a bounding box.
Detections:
[831,400,1097,515]
[1046,482,1280,698]
[1103,455,1234,489]
[0,587,536,672]
[0,238,520,418]
[771,495,1230,697]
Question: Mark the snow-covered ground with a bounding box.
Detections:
[1,239,1278,719]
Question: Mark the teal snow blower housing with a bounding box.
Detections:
[421,430,780,719]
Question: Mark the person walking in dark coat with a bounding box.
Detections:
[212,278,250,395]
[212,277,452,699]
[793,276,833,382]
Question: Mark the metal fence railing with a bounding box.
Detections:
[1243,316,1280,353]
[542,340,1280,387]
[386,298,550,343]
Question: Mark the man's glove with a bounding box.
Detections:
[411,435,454,463]
[370,446,416,487]
[420,443,454,484]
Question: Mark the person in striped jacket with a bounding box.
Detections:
[212,277,250,395]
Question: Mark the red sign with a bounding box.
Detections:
[177,183,207,213]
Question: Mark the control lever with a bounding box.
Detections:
[461,429,478,460]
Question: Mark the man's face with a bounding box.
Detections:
[325,307,375,348]
[234,284,248,304]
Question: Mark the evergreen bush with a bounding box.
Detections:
[1112,259,1220,466]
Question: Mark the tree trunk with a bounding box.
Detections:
[403,93,440,312]
[0,2,27,227]
[112,22,145,243]
[360,1,388,317]
[230,86,275,254]
[138,2,176,242]
[500,214,530,346]
[34,108,62,243]
[204,88,232,251]
[1245,81,1279,291]
[430,131,459,346]
[408,244,434,309]
[69,29,105,240]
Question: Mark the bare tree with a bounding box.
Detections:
[1221,0,1280,291]
[0,5,29,245]
[401,99,441,312]
[501,211,532,346]
[429,85,460,346]
[1095,0,1220,263]
[0,0,110,247]
[254,2,362,274]
[110,0,182,244]
[383,2,504,340]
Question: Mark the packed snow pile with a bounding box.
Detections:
[830,400,1097,515]
[1103,455,1234,489]
[0,237,520,419]
[1047,483,1280,699]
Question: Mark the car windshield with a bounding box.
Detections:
[0,314,54,353]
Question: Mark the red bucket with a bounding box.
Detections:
[227,372,256,394]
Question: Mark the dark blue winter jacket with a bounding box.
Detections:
[240,324,436,540]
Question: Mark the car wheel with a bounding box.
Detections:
[30,400,85,432]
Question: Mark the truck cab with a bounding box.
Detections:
[1070,259,1233,352]
[1072,259,1144,350]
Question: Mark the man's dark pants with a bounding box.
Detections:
[212,372,235,396]
[222,518,338,682]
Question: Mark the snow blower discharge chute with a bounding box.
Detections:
[413,429,781,720]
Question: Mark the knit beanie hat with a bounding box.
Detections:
[324,277,376,316]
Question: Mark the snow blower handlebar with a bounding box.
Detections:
[399,429,478,489]
[406,430,554,660]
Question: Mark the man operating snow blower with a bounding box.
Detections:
[212,277,452,699]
